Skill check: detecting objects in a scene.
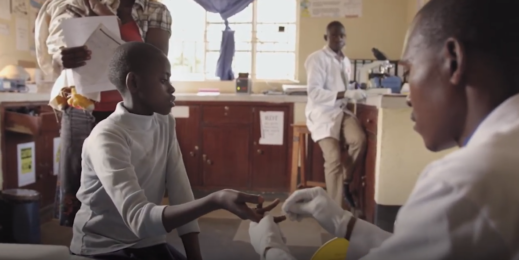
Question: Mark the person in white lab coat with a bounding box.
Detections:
[248,0,519,259]
[305,21,367,208]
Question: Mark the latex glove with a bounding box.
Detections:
[282,187,352,238]
[249,214,290,259]
[344,89,367,101]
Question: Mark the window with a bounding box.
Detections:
[163,0,298,81]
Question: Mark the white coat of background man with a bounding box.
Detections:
[248,0,519,259]
[305,21,367,207]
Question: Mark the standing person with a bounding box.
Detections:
[35,0,172,228]
[249,0,519,259]
[305,21,367,207]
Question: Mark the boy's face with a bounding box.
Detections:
[133,55,175,115]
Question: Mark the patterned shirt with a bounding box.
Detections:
[35,0,172,109]
[36,0,171,77]
[132,0,172,41]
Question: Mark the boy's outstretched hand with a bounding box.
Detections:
[213,189,286,223]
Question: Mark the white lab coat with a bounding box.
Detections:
[268,93,519,260]
[305,46,353,142]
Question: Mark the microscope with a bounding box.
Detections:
[357,48,396,90]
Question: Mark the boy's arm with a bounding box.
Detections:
[166,115,202,259]
[89,129,218,242]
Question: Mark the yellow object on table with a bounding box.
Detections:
[311,237,349,260]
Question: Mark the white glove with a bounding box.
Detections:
[249,214,290,259]
[282,187,352,238]
[344,89,367,101]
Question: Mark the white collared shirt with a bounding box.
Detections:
[267,94,519,260]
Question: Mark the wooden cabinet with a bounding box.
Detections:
[202,126,250,188]
[2,103,60,213]
[251,106,289,191]
[175,105,202,186]
[355,104,378,223]
[174,102,292,192]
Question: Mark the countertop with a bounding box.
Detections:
[0,91,409,109]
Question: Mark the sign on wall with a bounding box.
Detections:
[300,0,363,18]
[17,142,36,187]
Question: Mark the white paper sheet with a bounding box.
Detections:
[17,142,36,187]
[308,0,342,18]
[53,137,60,176]
[71,24,123,94]
[15,16,29,51]
[171,106,190,118]
[304,0,363,18]
[342,0,362,18]
[61,16,120,47]
[0,0,10,20]
[0,23,9,35]
[259,111,284,145]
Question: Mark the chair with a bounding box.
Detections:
[290,124,326,193]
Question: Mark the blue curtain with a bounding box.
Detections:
[194,0,254,80]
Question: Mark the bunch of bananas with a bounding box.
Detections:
[55,87,95,111]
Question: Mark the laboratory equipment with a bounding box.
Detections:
[0,65,30,92]
[235,73,251,94]
[282,84,307,95]
[357,48,394,90]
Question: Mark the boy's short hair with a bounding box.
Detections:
[108,42,164,93]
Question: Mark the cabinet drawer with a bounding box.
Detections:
[202,105,252,125]
[356,105,378,134]
[5,107,59,135]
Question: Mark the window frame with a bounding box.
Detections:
[170,0,299,82]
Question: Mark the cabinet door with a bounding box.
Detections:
[201,126,250,188]
[363,132,377,223]
[174,106,202,187]
[251,107,289,191]
[39,134,59,207]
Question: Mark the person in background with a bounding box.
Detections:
[71,41,285,260]
[249,0,519,259]
[304,21,367,208]
[35,0,171,229]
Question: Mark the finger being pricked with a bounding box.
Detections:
[256,198,281,215]
[273,215,287,223]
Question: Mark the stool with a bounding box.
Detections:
[290,124,326,193]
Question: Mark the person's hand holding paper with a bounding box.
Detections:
[61,16,122,95]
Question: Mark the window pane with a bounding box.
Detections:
[257,0,297,23]
[256,52,295,80]
[206,4,253,23]
[206,23,252,51]
[205,51,252,79]
[162,0,206,80]
[169,41,205,81]
[256,24,296,52]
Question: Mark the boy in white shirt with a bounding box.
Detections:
[70,42,280,260]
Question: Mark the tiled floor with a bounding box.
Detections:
[41,200,334,260]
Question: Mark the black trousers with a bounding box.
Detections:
[54,108,113,226]
[74,243,186,260]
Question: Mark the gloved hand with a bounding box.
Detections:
[282,187,352,238]
[249,214,290,259]
[344,89,367,101]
